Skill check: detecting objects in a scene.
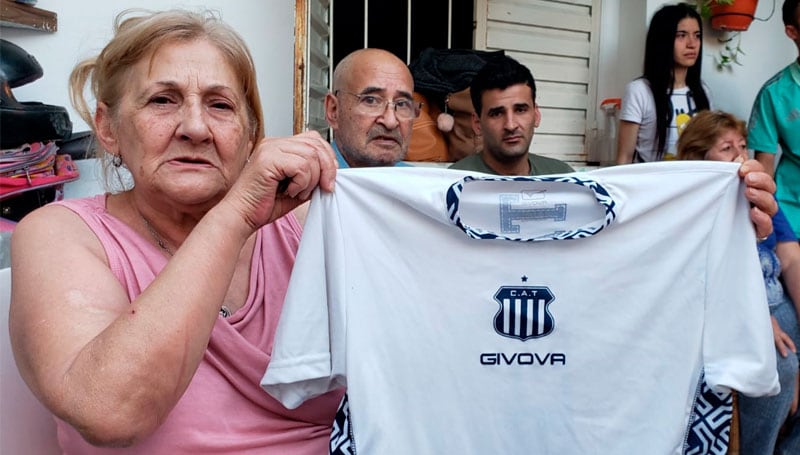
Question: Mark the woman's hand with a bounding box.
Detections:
[227,131,337,229]
[771,315,796,358]
[737,158,777,240]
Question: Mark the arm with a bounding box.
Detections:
[9,132,335,447]
[10,203,252,446]
[755,151,776,178]
[616,120,640,164]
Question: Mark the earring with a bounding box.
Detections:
[437,94,455,133]
[112,154,122,167]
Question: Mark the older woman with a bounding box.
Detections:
[678,110,800,454]
[9,9,340,453]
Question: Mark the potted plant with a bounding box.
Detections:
[692,0,762,69]
[695,0,759,31]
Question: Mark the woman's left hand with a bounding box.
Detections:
[737,158,777,240]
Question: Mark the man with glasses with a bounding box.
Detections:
[324,48,420,168]
[450,55,573,176]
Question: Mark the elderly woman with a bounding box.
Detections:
[678,110,800,454]
[9,9,340,453]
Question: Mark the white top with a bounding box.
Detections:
[620,79,712,161]
[262,163,777,454]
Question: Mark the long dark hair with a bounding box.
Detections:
[642,3,710,158]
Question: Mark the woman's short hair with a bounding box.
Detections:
[69,9,263,189]
[676,110,747,161]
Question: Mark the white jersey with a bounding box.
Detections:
[262,162,778,455]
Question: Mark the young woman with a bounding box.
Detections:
[617,3,712,163]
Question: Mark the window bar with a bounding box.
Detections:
[406,1,412,63]
[363,0,368,47]
[329,0,334,89]
[447,0,452,49]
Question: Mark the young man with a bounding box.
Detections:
[324,48,419,168]
[749,0,800,235]
[449,55,574,176]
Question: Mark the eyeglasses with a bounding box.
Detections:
[336,91,421,120]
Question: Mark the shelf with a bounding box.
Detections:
[0,0,57,32]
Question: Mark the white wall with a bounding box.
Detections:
[699,0,795,121]
[596,0,793,126]
[596,0,647,117]
[2,0,295,136]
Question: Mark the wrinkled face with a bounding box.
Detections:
[673,17,702,69]
[96,39,253,207]
[326,56,414,167]
[704,128,747,162]
[474,83,539,163]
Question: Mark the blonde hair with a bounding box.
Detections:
[69,9,263,189]
[676,110,747,161]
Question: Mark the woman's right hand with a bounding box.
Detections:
[225,130,337,230]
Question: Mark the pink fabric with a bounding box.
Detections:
[51,195,342,454]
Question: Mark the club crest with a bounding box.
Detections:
[493,286,555,341]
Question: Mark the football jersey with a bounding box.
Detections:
[261,162,778,454]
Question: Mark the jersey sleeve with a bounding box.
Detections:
[747,86,779,154]
[702,178,779,396]
[260,190,347,409]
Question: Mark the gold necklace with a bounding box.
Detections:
[140,214,231,318]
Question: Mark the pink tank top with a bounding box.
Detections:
[52,195,343,454]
